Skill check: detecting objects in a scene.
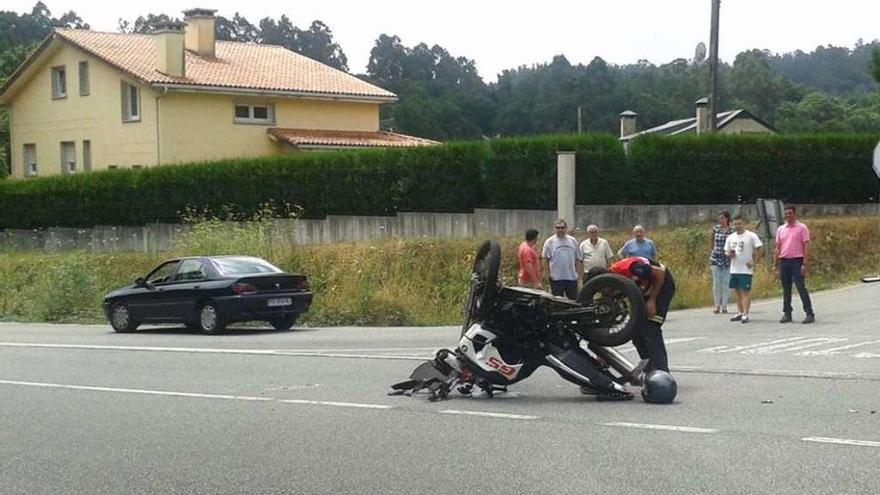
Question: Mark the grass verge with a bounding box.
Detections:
[0,216,876,326]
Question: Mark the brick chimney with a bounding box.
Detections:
[153,21,186,77]
[695,97,711,135]
[183,8,217,58]
[620,110,638,138]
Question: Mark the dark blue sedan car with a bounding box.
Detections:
[103,256,312,334]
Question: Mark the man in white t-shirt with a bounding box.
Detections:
[724,215,764,324]
[541,219,584,300]
[579,224,615,282]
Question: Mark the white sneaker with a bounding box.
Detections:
[741,315,750,324]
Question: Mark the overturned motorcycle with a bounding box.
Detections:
[390,240,655,402]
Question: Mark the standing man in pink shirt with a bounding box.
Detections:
[774,206,815,324]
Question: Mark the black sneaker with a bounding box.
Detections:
[779,314,792,324]
[579,385,600,396]
[803,314,815,324]
[730,314,743,322]
[596,391,634,402]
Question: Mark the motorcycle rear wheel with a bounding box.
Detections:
[576,273,645,347]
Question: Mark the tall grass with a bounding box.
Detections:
[0,216,876,325]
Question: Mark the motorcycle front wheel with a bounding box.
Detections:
[576,273,645,347]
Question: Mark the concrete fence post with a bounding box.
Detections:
[557,151,576,229]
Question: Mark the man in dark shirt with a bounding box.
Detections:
[608,256,676,374]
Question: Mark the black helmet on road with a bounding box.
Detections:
[641,370,677,404]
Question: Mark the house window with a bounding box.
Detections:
[233,104,274,124]
[78,61,89,96]
[82,140,92,172]
[51,66,67,99]
[60,141,76,175]
[121,82,140,122]
[23,144,37,177]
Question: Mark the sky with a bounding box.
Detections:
[6,0,880,80]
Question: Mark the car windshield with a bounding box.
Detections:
[212,257,282,276]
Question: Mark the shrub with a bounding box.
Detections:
[627,133,880,204]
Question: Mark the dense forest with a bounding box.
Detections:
[2,2,880,175]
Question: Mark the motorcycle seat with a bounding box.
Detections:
[501,286,581,308]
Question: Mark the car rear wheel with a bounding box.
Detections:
[270,315,298,331]
[198,302,226,335]
[110,303,138,333]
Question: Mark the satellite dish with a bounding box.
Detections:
[694,42,707,64]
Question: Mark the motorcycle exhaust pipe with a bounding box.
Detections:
[587,343,635,377]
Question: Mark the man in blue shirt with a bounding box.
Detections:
[618,225,657,260]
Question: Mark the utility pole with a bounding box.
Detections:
[707,0,721,132]
[577,106,583,134]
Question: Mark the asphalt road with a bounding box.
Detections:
[2,283,879,494]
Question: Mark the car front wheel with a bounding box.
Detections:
[198,302,226,335]
[270,315,298,331]
[110,303,138,333]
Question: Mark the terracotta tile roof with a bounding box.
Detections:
[54,29,396,100]
[268,128,441,148]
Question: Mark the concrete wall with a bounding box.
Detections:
[2,203,876,253]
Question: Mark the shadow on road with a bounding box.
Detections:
[125,326,319,336]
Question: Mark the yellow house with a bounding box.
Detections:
[0,8,436,178]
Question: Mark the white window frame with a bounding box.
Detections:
[60,141,76,175]
[51,66,67,99]
[23,144,37,177]
[78,61,90,96]
[233,104,275,125]
[121,81,141,122]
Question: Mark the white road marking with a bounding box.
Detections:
[852,352,880,359]
[439,410,538,420]
[601,422,718,434]
[0,379,394,411]
[275,351,429,361]
[0,379,273,402]
[615,337,704,354]
[698,337,809,354]
[0,342,281,355]
[802,437,880,448]
[797,340,880,356]
[742,337,847,355]
[673,366,877,381]
[0,342,431,361]
[280,399,393,410]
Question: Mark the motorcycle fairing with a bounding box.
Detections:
[458,324,527,385]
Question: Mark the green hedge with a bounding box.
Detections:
[627,134,880,204]
[0,133,877,229]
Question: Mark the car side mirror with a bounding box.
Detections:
[135,277,146,287]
